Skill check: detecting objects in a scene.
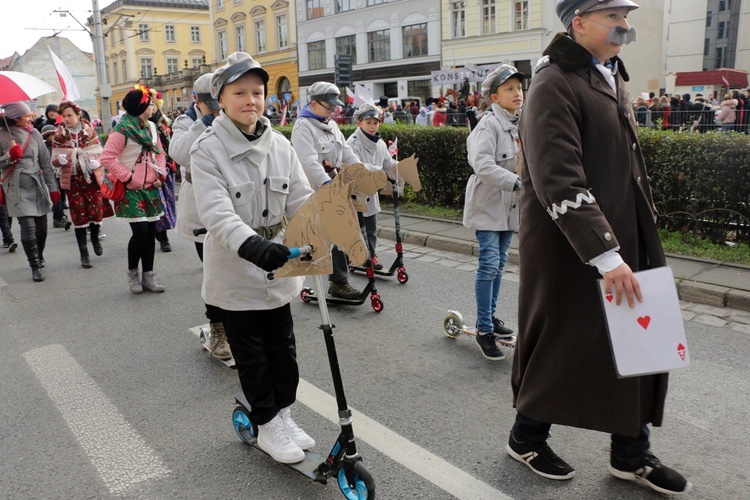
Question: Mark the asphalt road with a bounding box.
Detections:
[1,217,748,499]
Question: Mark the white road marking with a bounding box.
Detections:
[23,344,170,495]
[297,379,512,500]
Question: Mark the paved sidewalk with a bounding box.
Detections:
[376,211,750,314]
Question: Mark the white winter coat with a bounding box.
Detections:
[345,128,398,217]
[170,110,207,242]
[290,115,362,189]
[462,103,521,231]
[190,114,313,311]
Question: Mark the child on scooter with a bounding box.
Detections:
[190,52,315,465]
[345,103,398,269]
[462,64,524,361]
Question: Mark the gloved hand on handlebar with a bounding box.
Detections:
[238,235,291,272]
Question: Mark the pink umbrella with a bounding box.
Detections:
[0,71,57,106]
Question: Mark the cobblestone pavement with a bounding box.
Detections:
[376,241,750,333]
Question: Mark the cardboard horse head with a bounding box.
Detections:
[273,175,368,278]
[339,162,389,212]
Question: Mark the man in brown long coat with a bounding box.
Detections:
[506,0,692,496]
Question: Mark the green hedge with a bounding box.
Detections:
[105,122,750,242]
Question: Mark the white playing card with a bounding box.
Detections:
[598,266,690,378]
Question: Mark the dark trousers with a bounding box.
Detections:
[128,221,156,272]
[194,241,222,323]
[330,246,349,282]
[52,177,66,221]
[513,412,651,463]
[18,215,47,246]
[357,212,378,258]
[0,205,13,244]
[221,304,298,425]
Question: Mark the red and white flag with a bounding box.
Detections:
[279,102,288,126]
[388,137,398,157]
[48,45,80,102]
[721,75,730,89]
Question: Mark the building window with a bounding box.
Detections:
[277,14,288,50]
[122,59,128,81]
[482,0,496,34]
[706,11,712,27]
[718,21,725,39]
[166,57,179,74]
[719,0,726,11]
[138,23,149,42]
[119,27,124,42]
[255,20,266,53]
[165,25,175,43]
[383,82,397,96]
[704,38,710,56]
[514,1,528,30]
[307,0,324,19]
[111,30,115,47]
[716,46,724,67]
[217,0,225,9]
[367,0,388,5]
[452,2,465,38]
[403,24,427,58]
[368,29,390,62]
[336,35,356,60]
[336,0,355,13]
[140,57,152,79]
[308,40,326,70]
[235,25,246,52]
[192,57,203,68]
[218,31,228,60]
[191,26,201,43]
[113,62,119,84]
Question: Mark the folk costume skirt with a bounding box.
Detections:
[115,188,164,222]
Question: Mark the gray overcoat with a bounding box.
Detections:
[512,33,668,437]
[0,126,55,218]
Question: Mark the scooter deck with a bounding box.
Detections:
[456,327,516,347]
[189,324,236,368]
[255,447,326,481]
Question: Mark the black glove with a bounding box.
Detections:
[238,235,291,272]
[201,113,215,127]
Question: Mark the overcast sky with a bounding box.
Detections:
[1,0,96,58]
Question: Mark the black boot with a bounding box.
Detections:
[21,240,44,282]
[75,228,92,268]
[155,230,171,252]
[89,223,103,256]
[36,220,48,268]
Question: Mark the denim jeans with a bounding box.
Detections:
[475,230,514,333]
[513,412,651,462]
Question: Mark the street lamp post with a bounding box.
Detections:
[91,0,112,133]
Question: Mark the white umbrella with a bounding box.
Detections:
[0,71,57,106]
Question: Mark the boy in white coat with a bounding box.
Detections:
[462,64,524,361]
[345,103,398,269]
[190,52,315,465]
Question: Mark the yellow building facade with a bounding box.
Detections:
[211,0,298,113]
[440,0,550,80]
[96,0,213,116]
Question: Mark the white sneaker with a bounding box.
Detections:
[279,406,316,450]
[256,414,304,464]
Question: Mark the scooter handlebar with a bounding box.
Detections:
[267,245,313,280]
[193,227,207,236]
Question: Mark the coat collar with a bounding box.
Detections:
[543,32,630,82]
[212,114,272,165]
[350,128,378,155]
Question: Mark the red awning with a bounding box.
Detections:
[674,69,748,88]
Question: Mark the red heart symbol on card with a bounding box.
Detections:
[637,316,651,329]
[605,293,613,303]
[677,343,686,361]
